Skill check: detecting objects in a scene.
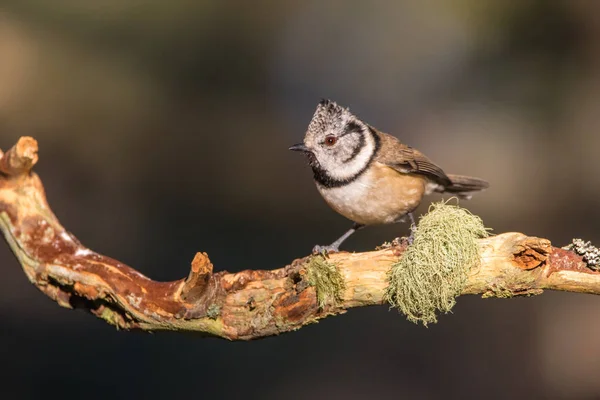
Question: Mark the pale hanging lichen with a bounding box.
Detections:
[385,200,490,326]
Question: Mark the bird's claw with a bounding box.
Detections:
[312,244,339,256]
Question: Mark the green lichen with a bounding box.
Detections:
[483,271,541,299]
[385,200,490,326]
[206,304,221,320]
[99,307,123,329]
[482,282,514,299]
[306,255,346,309]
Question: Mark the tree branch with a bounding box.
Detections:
[1,137,598,340]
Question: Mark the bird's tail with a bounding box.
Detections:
[442,174,489,199]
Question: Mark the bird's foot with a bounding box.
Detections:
[312,244,339,255]
[406,212,417,245]
[404,224,418,245]
[406,231,415,245]
[399,232,415,247]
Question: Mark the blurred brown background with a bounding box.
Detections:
[2,1,600,399]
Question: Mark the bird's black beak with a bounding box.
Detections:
[288,143,311,153]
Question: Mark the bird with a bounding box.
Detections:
[289,99,489,253]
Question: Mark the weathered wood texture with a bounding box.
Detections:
[1,137,598,340]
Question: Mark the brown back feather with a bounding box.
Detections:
[374,128,489,197]
[374,128,452,187]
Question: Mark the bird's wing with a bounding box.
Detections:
[375,130,452,187]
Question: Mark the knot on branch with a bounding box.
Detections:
[0,136,38,176]
[512,237,552,270]
[181,252,214,301]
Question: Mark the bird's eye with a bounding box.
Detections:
[325,136,337,146]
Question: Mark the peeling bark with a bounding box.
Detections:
[1,137,599,340]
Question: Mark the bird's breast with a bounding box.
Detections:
[316,163,426,225]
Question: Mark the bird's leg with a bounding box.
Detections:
[313,223,365,254]
[407,212,417,245]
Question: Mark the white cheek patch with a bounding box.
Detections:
[327,130,375,181]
